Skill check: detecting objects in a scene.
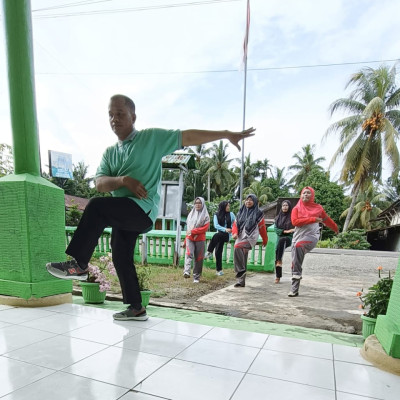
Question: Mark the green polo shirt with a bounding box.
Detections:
[95,128,181,223]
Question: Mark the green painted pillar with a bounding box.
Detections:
[375,258,400,358]
[0,0,72,304]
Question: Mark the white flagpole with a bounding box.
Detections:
[239,0,250,203]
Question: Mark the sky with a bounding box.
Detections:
[0,0,399,182]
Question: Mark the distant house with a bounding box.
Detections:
[367,199,400,251]
[260,197,300,227]
[64,194,89,211]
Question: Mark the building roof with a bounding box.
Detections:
[260,197,299,225]
[370,199,400,224]
[65,194,89,211]
[162,152,197,169]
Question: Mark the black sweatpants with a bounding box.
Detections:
[207,231,229,271]
[66,197,152,306]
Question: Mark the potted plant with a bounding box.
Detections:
[79,255,116,304]
[137,265,152,307]
[357,266,394,339]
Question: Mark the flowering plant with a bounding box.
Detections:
[357,266,394,318]
[87,255,117,292]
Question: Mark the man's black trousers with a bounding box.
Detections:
[66,197,152,306]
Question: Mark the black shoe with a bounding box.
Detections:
[234,283,245,288]
[288,291,299,297]
[46,259,88,281]
[113,306,148,321]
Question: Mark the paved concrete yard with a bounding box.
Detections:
[186,249,399,334]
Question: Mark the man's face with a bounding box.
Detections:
[108,98,136,140]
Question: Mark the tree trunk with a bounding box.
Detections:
[343,184,360,232]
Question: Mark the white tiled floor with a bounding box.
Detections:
[0,303,399,400]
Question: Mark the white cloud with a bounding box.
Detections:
[0,0,399,182]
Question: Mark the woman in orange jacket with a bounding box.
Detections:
[289,186,338,297]
[183,197,210,283]
[232,194,268,287]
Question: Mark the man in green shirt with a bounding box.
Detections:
[47,94,255,321]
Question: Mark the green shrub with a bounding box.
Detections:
[316,239,334,248]
[357,268,393,318]
[334,229,371,250]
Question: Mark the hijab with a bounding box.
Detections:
[236,194,264,236]
[216,201,232,228]
[293,186,323,218]
[275,200,294,230]
[186,197,210,231]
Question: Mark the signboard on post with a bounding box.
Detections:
[48,150,73,179]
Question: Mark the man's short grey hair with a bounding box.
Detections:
[110,94,135,113]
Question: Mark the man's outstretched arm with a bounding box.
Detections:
[182,128,255,151]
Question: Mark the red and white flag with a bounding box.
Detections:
[243,0,250,63]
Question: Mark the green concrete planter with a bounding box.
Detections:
[141,290,152,307]
[361,315,377,339]
[79,282,107,304]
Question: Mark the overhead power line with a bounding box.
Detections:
[32,0,241,19]
[36,58,399,75]
[33,0,113,12]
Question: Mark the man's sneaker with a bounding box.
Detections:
[46,259,88,281]
[292,275,302,280]
[204,251,213,260]
[193,279,200,283]
[183,272,190,279]
[288,291,299,297]
[216,270,224,276]
[113,306,148,321]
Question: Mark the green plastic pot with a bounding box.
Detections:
[361,314,377,339]
[79,281,107,304]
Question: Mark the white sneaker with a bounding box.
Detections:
[216,271,224,276]
[193,279,199,283]
[183,272,190,279]
[292,275,302,280]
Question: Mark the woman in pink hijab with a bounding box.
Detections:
[289,186,338,297]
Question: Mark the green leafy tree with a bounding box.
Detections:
[334,229,371,250]
[203,141,237,199]
[183,145,212,202]
[0,143,13,176]
[340,184,389,230]
[263,167,292,199]
[65,201,83,226]
[253,158,273,181]
[288,144,325,190]
[382,176,400,202]
[243,181,273,206]
[69,161,93,198]
[301,169,346,236]
[325,64,400,231]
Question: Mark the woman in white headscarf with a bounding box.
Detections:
[183,197,210,283]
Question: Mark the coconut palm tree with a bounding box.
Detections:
[288,144,325,190]
[203,140,237,199]
[253,158,273,181]
[325,64,400,231]
[243,181,273,206]
[340,184,389,230]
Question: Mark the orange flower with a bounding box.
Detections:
[356,291,362,297]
